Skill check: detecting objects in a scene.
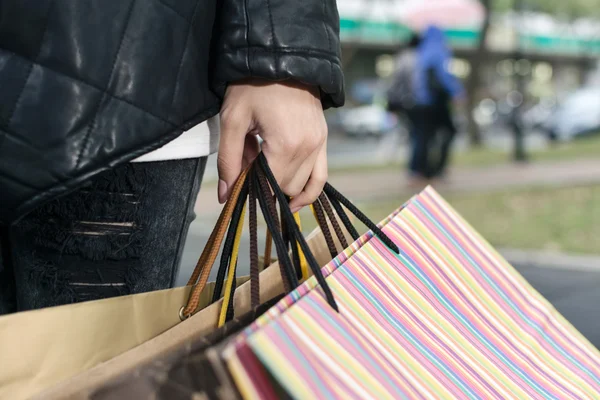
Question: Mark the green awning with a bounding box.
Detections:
[340,18,600,55]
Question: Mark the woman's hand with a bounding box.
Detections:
[218,79,328,213]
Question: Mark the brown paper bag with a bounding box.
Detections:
[0,279,237,399]
[36,226,346,400]
[0,167,257,400]
[0,225,335,400]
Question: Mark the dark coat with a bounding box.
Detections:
[0,0,345,224]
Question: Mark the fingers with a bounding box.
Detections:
[218,81,328,209]
[262,129,323,196]
[217,108,252,203]
[288,142,328,213]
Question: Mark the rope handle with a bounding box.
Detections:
[181,153,400,320]
[217,203,246,326]
[180,167,250,319]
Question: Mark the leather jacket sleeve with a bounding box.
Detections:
[211,0,345,109]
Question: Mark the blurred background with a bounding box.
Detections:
[182,0,600,342]
[317,0,600,256]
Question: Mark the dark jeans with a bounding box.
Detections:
[410,104,456,178]
[404,108,420,174]
[434,102,457,177]
[0,158,206,314]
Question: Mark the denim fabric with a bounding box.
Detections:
[0,158,206,314]
[410,107,436,177]
[431,102,457,177]
[410,105,456,178]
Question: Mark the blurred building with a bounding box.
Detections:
[339,0,600,107]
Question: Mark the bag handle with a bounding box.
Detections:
[323,182,398,252]
[181,161,300,320]
[180,167,250,319]
[256,154,338,311]
[219,153,401,320]
[217,201,247,326]
[212,180,249,304]
[219,162,329,322]
[292,212,309,280]
[318,192,349,250]
[255,167,296,292]
[218,167,296,326]
[311,199,338,259]
[181,153,400,319]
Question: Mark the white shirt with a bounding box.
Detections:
[132,115,220,162]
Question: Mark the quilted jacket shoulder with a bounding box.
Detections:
[0,0,345,225]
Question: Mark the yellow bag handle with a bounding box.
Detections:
[218,210,307,326]
[292,212,309,280]
[218,203,247,327]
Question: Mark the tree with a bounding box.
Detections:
[465,0,598,148]
[465,0,492,147]
[493,0,600,18]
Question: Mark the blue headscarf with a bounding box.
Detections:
[414,26,463,106]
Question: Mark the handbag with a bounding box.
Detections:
[225,186,600,399]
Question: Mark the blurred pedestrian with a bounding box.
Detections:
[413,25,464,181]
[0,1,344,313]
[386,33,422,175]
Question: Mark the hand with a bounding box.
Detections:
[218,79,328,213]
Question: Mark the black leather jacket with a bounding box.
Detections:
[0,0,344,224]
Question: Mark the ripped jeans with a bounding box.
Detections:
[0,158,206,314]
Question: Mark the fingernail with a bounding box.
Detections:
[218,180,229,204]
[290,206,302,214]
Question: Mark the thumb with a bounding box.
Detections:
[217,112,250,203]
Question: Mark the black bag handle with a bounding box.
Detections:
[218,152,400,321]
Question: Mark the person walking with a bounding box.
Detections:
[0,0,344,313]
[412,25,464,180]
[386,33,422,177]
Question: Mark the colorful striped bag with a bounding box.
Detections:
[224,187,600,399]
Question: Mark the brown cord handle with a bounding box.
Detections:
[181,153,400,319]
[312,199,338,259]
[319,193,349,250]
[180,167,250,319]
[256,167,293,293]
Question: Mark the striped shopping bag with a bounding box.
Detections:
[224,186,600,399]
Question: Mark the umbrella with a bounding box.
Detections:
[398,0,485,31]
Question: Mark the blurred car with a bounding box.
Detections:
[542,88,600,142]
[338,105,399,138]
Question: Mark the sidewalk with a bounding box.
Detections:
[328,157,600,202]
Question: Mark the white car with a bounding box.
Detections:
[339,105,398,138]
[544,88,600,142]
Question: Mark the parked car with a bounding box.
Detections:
[542,88,600,142]
[338,104,399,138]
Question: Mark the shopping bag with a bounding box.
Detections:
[226,186,600,399]
[0,270,222,399]
[34,156,353,399]
[90,294,286,400]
